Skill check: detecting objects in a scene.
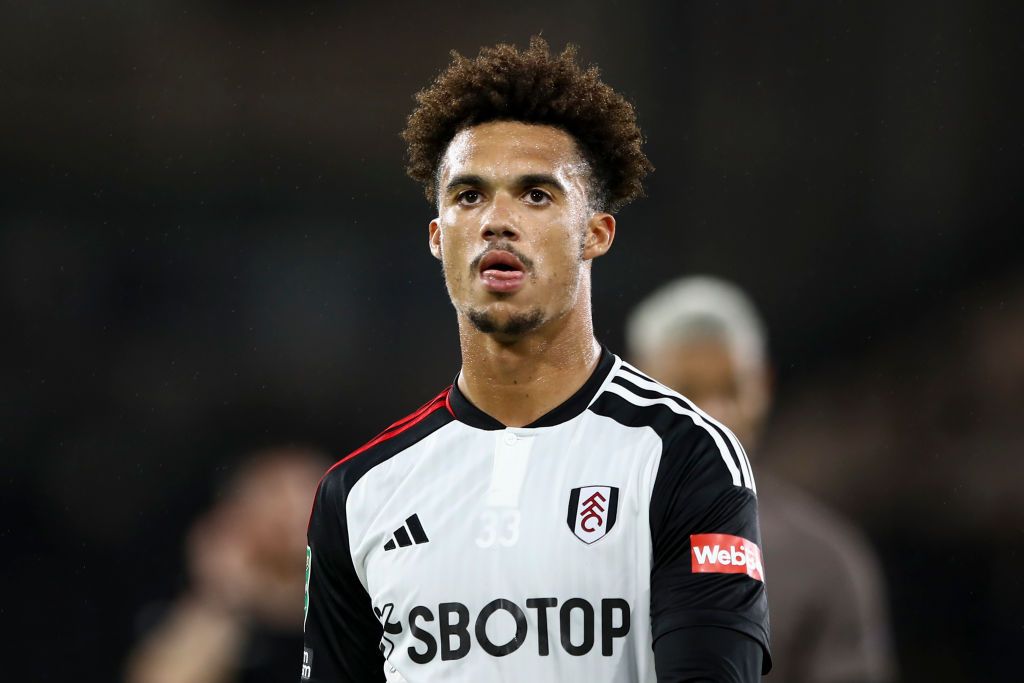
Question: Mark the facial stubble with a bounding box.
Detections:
[451,230,588,339]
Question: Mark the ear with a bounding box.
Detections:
[428,218,442,260]
[582,212,616,260]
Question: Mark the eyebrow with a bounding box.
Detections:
[445,174,486,192]
[444,173,567,195]
[518,174,567,194]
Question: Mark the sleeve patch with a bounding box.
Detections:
[690,533,764,582]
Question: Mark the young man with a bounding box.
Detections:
[302,38,771,682]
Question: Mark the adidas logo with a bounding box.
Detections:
[383,514,429,551]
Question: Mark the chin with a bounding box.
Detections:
[466,305,545,338]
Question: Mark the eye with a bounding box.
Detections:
[457,190,482,205]
[525,188,551,204]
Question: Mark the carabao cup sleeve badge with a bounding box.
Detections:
[304,546,312,628]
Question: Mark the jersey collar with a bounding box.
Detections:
[447,345,617,430]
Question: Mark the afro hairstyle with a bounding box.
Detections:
[402,36,653,213]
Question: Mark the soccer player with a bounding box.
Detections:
[628,276,896,682]
[302,38,771,682]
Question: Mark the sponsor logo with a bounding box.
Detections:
[566,486,619,544]
[384,514,430,551]
[300,647,313,680]
[375,602,403,660]
[304,546,311,630]
[690,533,764,581]
[374,597,630,663]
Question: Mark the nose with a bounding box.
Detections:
[480,194,520,242]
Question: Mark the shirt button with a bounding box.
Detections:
[504,432,518,446]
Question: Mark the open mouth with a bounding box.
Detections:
[478,250,525,274]
[478,250,526,292]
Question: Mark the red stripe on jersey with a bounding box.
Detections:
[444,388,455,417]
[337,394,448,467]
[377,387,451,437]
[307,387,451,531]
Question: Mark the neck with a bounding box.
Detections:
[455,296,600,428]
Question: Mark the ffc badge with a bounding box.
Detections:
[567,485,619,544]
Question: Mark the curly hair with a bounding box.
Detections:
[402,36,653,213]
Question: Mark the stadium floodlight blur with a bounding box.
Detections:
[628,276,898,683]
[124,448,327,683]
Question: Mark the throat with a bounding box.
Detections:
[456,336,602,428]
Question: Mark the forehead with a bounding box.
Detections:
[438,120,586,183]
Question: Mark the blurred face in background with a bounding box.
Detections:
[428,120,613,341]
[187,450,325,628]
[640,336,771,452]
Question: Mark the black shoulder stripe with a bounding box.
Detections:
[589,385,694,440]
[618,363,656,383]
[589,389,746,491]
[610,374,751,489]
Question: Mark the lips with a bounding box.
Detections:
[478,250,526,293]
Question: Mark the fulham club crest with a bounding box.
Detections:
[567,486,619,544]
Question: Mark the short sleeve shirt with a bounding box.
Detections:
[302,348,771,682]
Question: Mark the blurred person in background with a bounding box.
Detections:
[628,276,897,683]
[125,448,327,683]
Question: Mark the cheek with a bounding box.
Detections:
[436,218,459,255]
[535,225,582,277]
[438,227,472,285]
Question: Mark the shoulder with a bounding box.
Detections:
[315,387,454,505]
[590,359,755,492]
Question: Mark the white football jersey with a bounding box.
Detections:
[302,348,770,682]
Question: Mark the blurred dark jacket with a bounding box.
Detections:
[759,471,896,682]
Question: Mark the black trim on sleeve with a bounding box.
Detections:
[302,406,454,682]
[654,625,763,682]
[589,387,772,674]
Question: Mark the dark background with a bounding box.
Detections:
[3,1,1021,680]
